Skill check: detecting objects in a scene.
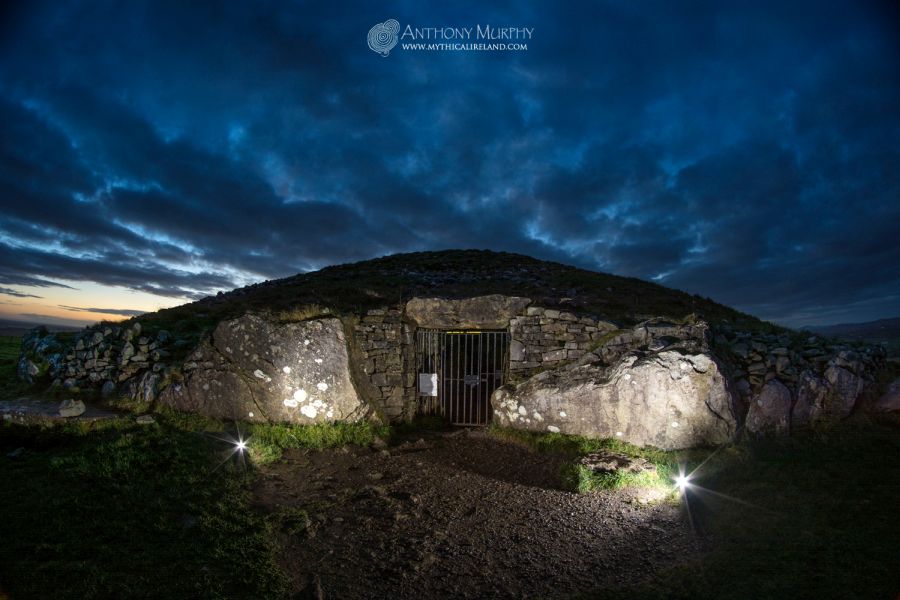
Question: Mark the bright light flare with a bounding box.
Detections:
[675,474,690,491]
[235,439,248,452]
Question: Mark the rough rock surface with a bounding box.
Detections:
[159,315,368,423]
[492,349,735,450]
[823,365,867,417]
[405,295,530,329]
[58,399,86,418]
[791,371,829,427]
[578,451,656,475]
[874,377,900,412]
[746,379,792,434]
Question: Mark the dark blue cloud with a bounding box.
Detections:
[0,0,897,326]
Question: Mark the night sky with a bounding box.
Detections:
[0,1,897,328]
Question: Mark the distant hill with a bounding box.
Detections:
[0,319,83,338]
[808,317,900,357]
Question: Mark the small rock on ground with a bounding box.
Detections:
[58,399,86,418]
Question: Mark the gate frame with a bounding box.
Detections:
[415,328,509,426]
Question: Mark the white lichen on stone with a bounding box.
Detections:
[253,369,272,383]
[317,382,329,392]
[248,412,254,417]
[300,404,317,418]
[314,358,323,364]
[282,366,291,374]
[559,411,567,418]
[533,411,543,422]
[304,339,310,346]
[547,425,560,433]
[517,405,528,416]
[283,398,298,408]
[616,431,623,436]
[671,421,679,428]
[293,389,308,402]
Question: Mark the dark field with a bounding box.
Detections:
[1,357,898,599]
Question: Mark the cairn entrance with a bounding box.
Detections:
[415,329,509,426]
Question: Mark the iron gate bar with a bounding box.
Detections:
[416,329,509,426]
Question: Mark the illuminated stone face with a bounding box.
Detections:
[159,315,367,424]
[491,320,737,450]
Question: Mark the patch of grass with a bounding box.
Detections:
[0,418,288,599]
[0,335,33,401]
[564,463,671,493]
[592,420,900,600]
[269,506,312,536]
[273,304,332,323]
[489,426,690,493]
[246,421,388,464]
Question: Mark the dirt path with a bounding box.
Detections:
[252,430,697,599]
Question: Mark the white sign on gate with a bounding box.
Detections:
[418,372,438,396]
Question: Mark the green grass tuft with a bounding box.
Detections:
[246,421,388,464]
[489,425,689,493]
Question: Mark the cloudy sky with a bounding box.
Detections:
[0,1,897,328]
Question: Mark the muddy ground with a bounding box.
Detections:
[252,430,697,599]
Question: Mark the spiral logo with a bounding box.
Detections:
[368,19,400,57]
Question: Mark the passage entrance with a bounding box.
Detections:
[415,329,509,426]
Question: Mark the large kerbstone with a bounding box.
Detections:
[405,295,531,329]
[159,315,368,423]
[491,350,735,450]
[873,377,900,413]
[824,365,867,417]
[746,379,792,434]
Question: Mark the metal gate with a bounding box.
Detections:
[416,329,509,426]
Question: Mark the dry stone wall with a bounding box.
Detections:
[14,293,891,449]
[351,308,416,421]
[17,322,175,401]
[717,328,886,432]
[508,308,618,378]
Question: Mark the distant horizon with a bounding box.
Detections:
[1,248,896,331]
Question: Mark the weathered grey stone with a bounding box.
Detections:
[791,371,828,427]
[824,366,866,417]
[120,342,135,363]
[136,414,156,425]
[123,371,160,404]
[159,315,368,424]
[492,350,735,450]
[16,358,40,384]
[100,380,116,398]
[405,295,531,329]
[509,339,526,362]
[58,399,86,418]
[873,377,900,412]
[578,451,656,475]
[746,379,791,434]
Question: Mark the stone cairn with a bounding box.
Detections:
[17,322,175,402]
